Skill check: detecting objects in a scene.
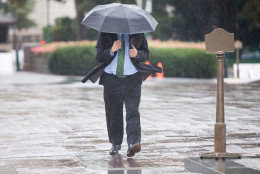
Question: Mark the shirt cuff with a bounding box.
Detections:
[110,50,114,56]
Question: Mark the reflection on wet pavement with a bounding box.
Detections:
[108,155,142,174]
[109,155,124,168]
[108,169,141,174]
[108,157,141,173]
[0,73,259,173]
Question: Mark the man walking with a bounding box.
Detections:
[80,2,160,158]
[82,32,161,157]
[97,33,148,157]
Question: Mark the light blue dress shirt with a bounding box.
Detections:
[104,34,138,75]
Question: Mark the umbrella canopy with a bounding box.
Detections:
[81,3,158,34]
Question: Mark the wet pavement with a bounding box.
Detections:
[185,156,260,174]
[0,72,259,174]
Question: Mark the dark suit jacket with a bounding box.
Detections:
[81,33,162,84]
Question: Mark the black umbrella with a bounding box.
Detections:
[81,3,158,34]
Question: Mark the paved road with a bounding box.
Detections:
[0,72,259,174]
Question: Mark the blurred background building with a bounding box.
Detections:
[0,12,15,51]
[3,0,76,47]
[27,0,76,41]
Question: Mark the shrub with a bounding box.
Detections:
[43,17,76,42]
[48,45,96,75]
[149,48,217,78]
[48,45,217,78]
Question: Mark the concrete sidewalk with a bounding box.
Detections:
[0,72,259,174]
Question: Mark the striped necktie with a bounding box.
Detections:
[116,34,125,78]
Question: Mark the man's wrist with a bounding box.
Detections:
[110,49,114,56]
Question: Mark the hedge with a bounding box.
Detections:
[48,45,217,78]
[149,48,217,78]
[43,17,77,42]
[48,45,96,75]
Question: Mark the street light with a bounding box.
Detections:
[1,0,7,14]
[46,0,50,43]
[234,40,243,79]
[142,0,146,9]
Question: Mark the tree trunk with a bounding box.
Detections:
[75,0,87,40]
[188,0,236,38]
[209,0,222,30]
[187,1,210,39]
[222,0,236,33]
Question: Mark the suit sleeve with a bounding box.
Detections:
[96,33,116,63]
[135,34,149,63]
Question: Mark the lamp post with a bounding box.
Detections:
[1,0,7,14]
[7,2,21,72]
[234,40,243,79]
[142,0,153,39]
[142,0,147,39]
[142,0,146,9]
[46,0,50,43]
[13,25,20,71]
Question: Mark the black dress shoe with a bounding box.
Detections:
[127,143,141,157]
[109,144,121,155]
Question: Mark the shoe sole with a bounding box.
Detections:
[127,144,141,157]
